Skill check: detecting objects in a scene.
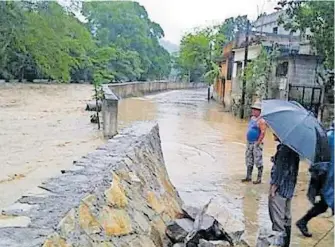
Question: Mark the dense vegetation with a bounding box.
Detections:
[174,16,248,83]
[278,0,334,71]
[0,1,171,83]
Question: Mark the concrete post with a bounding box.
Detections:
[102,85,119,139]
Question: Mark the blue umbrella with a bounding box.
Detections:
[261,99,330,163]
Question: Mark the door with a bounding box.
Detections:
[288,84,322,117]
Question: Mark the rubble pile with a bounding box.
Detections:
[166,204,250,247]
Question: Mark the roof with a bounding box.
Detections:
[253,10,285,27]
[233,44,262,53]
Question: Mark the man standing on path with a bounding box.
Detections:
[269,134,300,247]
[242,101,267,184]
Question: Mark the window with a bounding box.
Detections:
[273,27,278,34]
[236,62,243,77]
[227,57,233,80]
[276,62,289,77]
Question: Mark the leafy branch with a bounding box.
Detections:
[204,61,221,85]
[239,46,279,104]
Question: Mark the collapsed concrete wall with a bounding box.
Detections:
[0,122,183,247]
[108,81,206,99]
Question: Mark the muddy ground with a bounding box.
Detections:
[0,84,333,246]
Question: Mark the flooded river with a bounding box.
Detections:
[0,84,104,208]
[0,84,333,246]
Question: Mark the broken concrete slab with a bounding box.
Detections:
[182,205,200,219]
[166,218,194,242]
[200,215,215,231]
[198,239,230,247]
[207,203,245,245]
[182,205,215,232]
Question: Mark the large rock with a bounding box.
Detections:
[166,218,194,242]
[171,203,250,247]
[182,205,215,232]
[207,204,245,245]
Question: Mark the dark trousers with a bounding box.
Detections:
[302,196,328,222]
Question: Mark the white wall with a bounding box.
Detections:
[232,45,262,77]
[253,11,301,36]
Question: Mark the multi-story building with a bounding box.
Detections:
[216,11,322,116]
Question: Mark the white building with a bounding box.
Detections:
[253,10,311,38]
[231,45,262,95]
[229,11,320,115]
[253,11,291,35]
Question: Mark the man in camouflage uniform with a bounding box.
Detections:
[242,101,267,184]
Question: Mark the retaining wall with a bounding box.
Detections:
[0,122,183,247]
[102,81,206,138]
[108,81,206,99]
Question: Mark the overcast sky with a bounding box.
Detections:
[58,0,278,44]
[136,0,278,44]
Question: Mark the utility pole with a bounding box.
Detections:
[266,43,275,99]
[240,20,250,119]
[208,41,213,101]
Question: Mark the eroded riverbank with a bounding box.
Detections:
[0,84,333,246]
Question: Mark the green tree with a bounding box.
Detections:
[204,61,221,85]
[24,2,94,81]
[177,31,210,82]
[277,1,334,122]
[278,0,334,70]
[217,15,249,42]
[241,48,270,100]
[176,15,250,84]
[176,28,225,83]
[0,1,95,82]
[82,1,171,81]
[90,46,143,83]
[0,2,30,80]
[238,47,279,116]
[0,1,171,83]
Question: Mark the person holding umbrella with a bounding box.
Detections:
[242,101,267,184]
[268,133,300,247]
[295,121,334,237]
[260,100,332,246]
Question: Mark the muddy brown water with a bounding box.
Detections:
[0,84,333,246]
